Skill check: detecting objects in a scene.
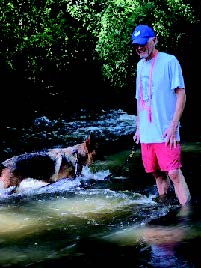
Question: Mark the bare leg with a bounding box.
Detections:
[168,168,191,206]
[153,171,170,196]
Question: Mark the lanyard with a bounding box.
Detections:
[139,51,158,122]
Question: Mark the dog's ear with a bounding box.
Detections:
[84,133,105,161]
[83,135,91,153]
[85,135,91,145]
[84,133,97,153]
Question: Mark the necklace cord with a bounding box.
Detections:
[139,51,158,122]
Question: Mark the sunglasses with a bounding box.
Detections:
[132,43,147,49]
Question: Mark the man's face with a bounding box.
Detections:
[133,37,157,59]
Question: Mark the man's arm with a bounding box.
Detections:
[133,102,140,144]
[164,88,186,148]
[171,88,186,128]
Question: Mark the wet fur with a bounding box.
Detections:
[0,134,99,189]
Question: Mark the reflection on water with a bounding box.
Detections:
[0,168,156,267]
[0,167,200,267]
[102,205,201,268]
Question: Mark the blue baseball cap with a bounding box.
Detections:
[131,25,155,46]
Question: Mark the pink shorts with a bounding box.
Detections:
[141,143,182,173]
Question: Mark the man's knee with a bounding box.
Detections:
[168,169,180,183]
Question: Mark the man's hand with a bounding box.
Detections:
[163,123,178,148]
[133,129,140,144]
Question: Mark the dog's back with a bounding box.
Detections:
[13,152,56,180]
[0,133,102,189]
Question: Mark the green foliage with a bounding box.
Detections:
[0,0,198,90]
[0,0,83,80]
[67,0,197,88]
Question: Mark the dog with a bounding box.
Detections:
[0,133,100,190]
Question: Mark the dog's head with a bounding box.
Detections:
[73,133,104,176]
[51,133,103,178]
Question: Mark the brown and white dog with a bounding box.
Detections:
[0,134,99,190]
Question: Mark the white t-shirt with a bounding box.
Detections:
[135,52,185,143]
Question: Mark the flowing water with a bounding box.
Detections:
[0,166,200,267]
[0,110,200,267]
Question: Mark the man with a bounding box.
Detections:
[131,24,191,207]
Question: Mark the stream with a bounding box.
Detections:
[0,109,200,267]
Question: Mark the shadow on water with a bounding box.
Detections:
[0,142,200,268]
